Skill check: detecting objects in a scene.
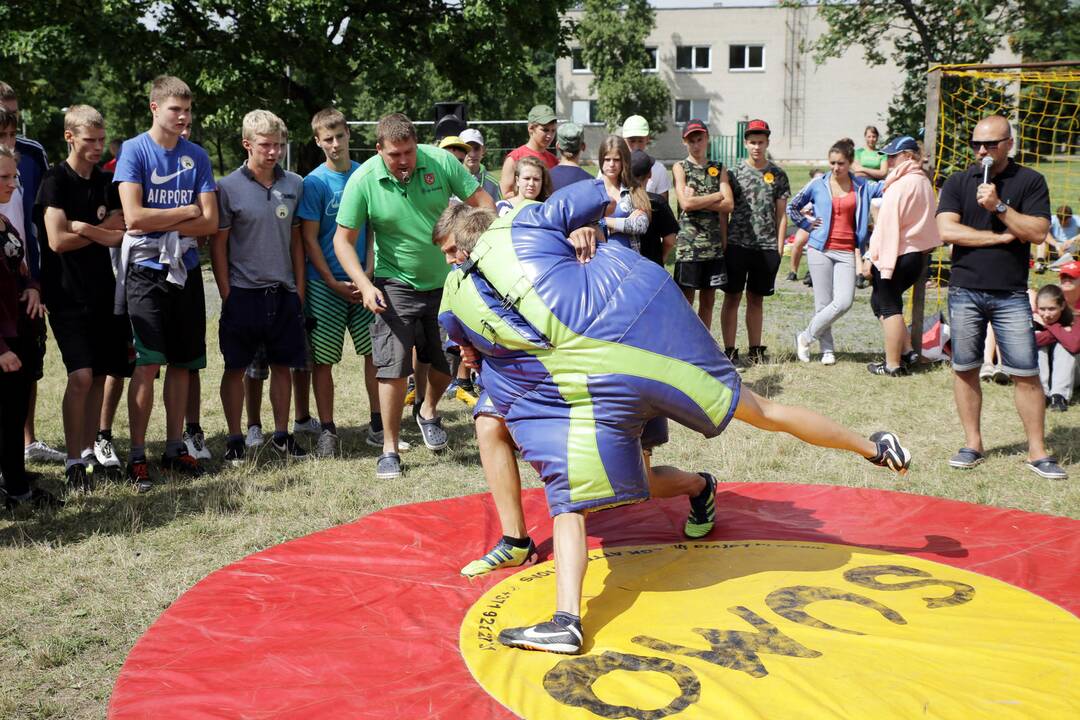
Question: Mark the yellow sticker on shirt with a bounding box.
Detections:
[764,172,775,184]
[707,166,719,177]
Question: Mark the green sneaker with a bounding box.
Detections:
[461,537,537,578]
[684,472,717,539]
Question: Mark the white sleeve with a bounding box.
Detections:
[648,161,671,194]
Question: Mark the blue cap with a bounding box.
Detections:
[879,136,919,155]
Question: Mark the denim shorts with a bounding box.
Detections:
[947,287,1038,376]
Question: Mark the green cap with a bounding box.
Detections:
[556,122,584,153]
[527,104,557,125]
[621,115,651,138]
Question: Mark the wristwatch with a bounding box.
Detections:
[994,202,1008,214]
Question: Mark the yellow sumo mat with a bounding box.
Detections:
[461,540,1080,719]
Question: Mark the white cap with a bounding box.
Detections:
[460,128,484,146]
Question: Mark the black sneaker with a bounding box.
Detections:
[224,438,247,466]
[1049,394,1068,412]
[855,275,869,289]
[3,485,63,512]
[499,619,583,654]
[684,472,717,539]
[786,271,798,282]
[724,347,740,363]
[65,463,94,494]
[272,433,309,461]
[901,350,921,369]
[161,450,206,478]
[867,361,908,377]
[127,459,154,493]
[867,431,912,474]
[803,274,813,287]
[748,345,768,364]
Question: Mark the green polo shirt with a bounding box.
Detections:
[337,143,480,291]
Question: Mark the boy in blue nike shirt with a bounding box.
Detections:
[113,75,218,491]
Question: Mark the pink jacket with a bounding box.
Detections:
[868,159,942,279]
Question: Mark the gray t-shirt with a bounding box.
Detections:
[217,164,303,290]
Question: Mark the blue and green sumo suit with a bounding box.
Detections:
[438,180,741,516]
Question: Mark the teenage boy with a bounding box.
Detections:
[114,75,218,489]
[500,105,558,197]
[672,119,733,330]
[298,108,381,457]
[213,110,308,464]
[549,123,592,192]
[621,115,671,201]
[35,105,130,492]
[722,119,790,363]
[332,113,495,480]
[460,129,501,201]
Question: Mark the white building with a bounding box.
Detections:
[555,0,1019,164]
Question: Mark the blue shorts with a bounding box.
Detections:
[220,286,309,371]
[948,287,1038,376]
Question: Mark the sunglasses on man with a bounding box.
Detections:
[970,137,1010,150]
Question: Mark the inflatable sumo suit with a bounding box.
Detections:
[438,179,741,516]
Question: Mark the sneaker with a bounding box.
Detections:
[415,411,449,451]
[126,459,154,493]
[272,433,309,461]
[24,440,65,464]
[461,537,538,578]
[867,361,908,377]
[748,346,768,364]
[1025,457,1068,480]
[802,274,813,287]
[293,417,321,436]
[315,428,339,458]
[93,435,122,469]
[786,271,798,282]
[991,366,1011,385]
[499,619,583,655]
[1049,394,1068,412]
[376,452,402,480]
[455,382,480,408]
[403,376,416,406]
[223,439,247,467]
[724,347,740,363]
[245,425,264,448]
[184,429,212,461]
[901,350,921,370]
[161,451,206,478]
[979,363,995,382]
[684,472,717,539]
[820,351,836,366]
[64,463,94,494]
[855,275,869,289]
[867,431,912,475]
[365,426,410,451]
[3,485,63,512]
[795,333,811,363]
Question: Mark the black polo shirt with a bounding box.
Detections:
[936,159,1050,291]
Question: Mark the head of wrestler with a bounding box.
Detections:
[376,112,418,183]
[433,204,496,265]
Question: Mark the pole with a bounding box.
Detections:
[911,65,943,358]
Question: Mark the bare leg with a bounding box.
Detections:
[23,382,37,445]
[720,291,741,349]
[379,377,407,454]
[413,355,428,405]
[128,365,159,449]
[681,287,695,307]
[745,292,765,348]
[100,375,124,433]
[553,512,587,616]
[648,464,706,498]
[292,369,311,422]
[881,314,910,369]
[734,388,876,458]
[697,288,716,330]
[983,326,998,367]
[1013,375,1049,460]
[363,355,379,414]
[62,369,94,460]
[269,366,292,434]
[245,375,264,430]
[312,364,334,425]
[162,366,190,445]
[476,415,526,538]
[953,368,983,452]
[221,369,245,436]
[82,377,105,454]
[419,368,451,421]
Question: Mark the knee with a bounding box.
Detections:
[475,415,507,445]
[66,369,94,394]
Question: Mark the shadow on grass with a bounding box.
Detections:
[744,372,786,398]
[987,424,1080,464]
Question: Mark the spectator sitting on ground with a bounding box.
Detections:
[1033,283,1079,413]
[1034,204,1079,270]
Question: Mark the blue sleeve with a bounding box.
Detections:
[866,178,886,200]
[113,140,143,186]
[516,178,610,235]
[297,174,324,222]
[787,181,815,230]
[194,150,216,194]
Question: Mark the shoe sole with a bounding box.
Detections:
[948,457,984,469]
[1026,463,1067,480]
[499,639,581,655]
[375,469,402,480]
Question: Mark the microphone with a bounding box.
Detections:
[981,157,993,184]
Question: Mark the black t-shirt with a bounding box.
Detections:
[936,160,1050,291]
[641,193,679,266]
[34,163,121,311]
[549,165,594,193]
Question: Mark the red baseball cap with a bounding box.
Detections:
[682,119,708,138]
[744,119,771,138]
[1059,260,1080,279]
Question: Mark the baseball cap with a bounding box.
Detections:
[438,136,470,153]
[459,128,484,146]
[744,119,771,138]
[682,118,708,138]
[527,104,557,125]
[630,150,654,180]
[1059,260,1080,279]
[621,115,651,139]
[556,122,584,153]
[879,135,920,155]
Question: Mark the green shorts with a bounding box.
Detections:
[304,278,375,365]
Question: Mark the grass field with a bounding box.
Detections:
[1,269,1078,719]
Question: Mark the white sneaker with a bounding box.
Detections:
[979,363,995,382]
[184,430,213,461]
[795,332,811,363]
[820,351,836,366]
[93,435,122,468]
[293,417,321,436]
[365,425,411,451]
[245,425,264,448]
[315,429,339,458]
[24,440,65,464]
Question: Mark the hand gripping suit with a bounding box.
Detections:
[438,180,741,516]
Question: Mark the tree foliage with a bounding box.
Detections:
[575,0,671,134]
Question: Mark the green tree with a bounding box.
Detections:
[575,0,671,134]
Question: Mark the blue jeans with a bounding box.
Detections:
[948,287,1038,376]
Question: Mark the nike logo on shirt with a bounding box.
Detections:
[150,167,192,185]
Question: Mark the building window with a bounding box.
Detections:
[571,49,589,73]
[676,45,711,71]
[572,99,599,125]
[729,44,765,72]
[674,99,709,125]
[643,47,658,73]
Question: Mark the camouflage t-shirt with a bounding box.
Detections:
[675,158,724,262]
[728,160,790,250]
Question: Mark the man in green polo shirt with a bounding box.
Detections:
[333,113,495,479]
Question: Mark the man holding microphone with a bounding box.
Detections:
[936,114,1065,480]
